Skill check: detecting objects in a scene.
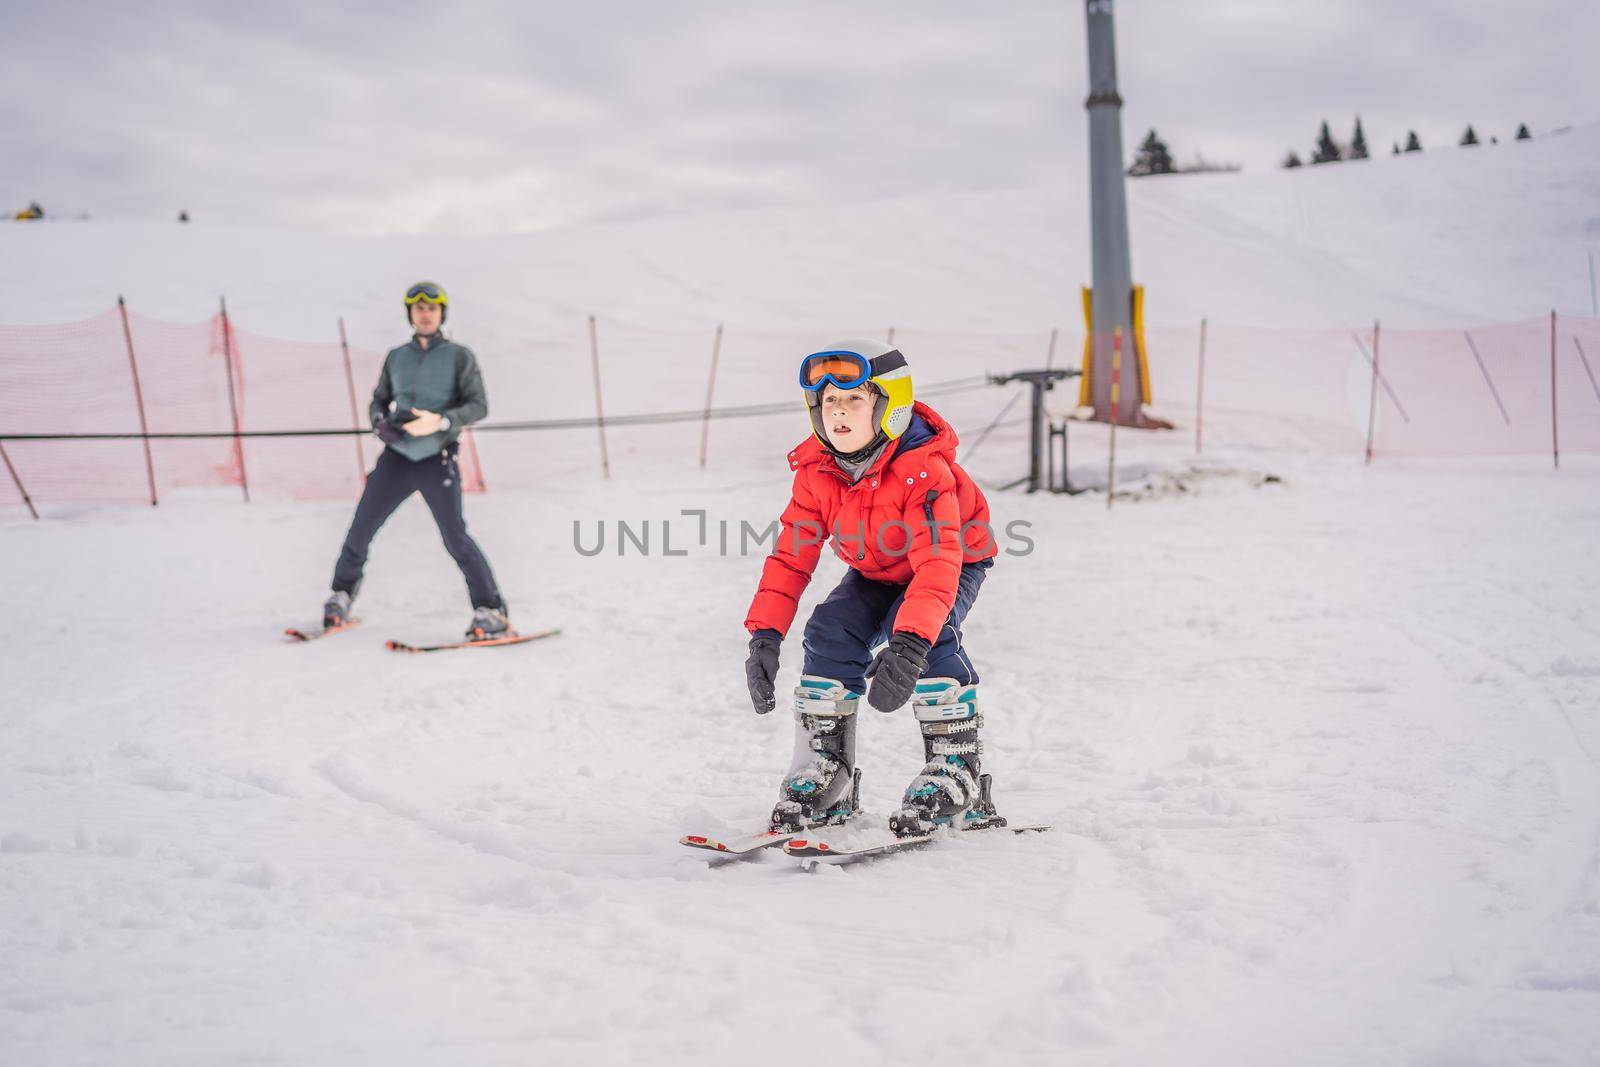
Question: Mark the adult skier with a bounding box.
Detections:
[320,281,508,638]
[743,340,1000,837]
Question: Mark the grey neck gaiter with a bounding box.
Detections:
[835,437,891,483]
[811,386,891,483]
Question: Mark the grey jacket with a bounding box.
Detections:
[369,334,488,461]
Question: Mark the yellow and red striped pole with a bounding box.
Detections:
[1107,326,1122,510]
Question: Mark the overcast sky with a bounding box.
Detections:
[3,0,1595,235]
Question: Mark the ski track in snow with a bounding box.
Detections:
[3,438,1598,1066]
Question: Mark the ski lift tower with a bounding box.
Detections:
[1084,0,1145,424]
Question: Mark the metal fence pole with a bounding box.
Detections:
[1,442,38,520]
[1462,330,1511,424]
[1551,309,1560,470]
[1364,320,1381,466]
[1574,336,1600,405]
[1195,317,1207,455]
[698,323,723,469]
[588,315,611,479]
[117,296,159,505]
[337,317,366,488]
[218,297,250,501]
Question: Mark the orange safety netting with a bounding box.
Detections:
[1137,317,1600,458]
[3,307,1597,512]
[0,307,484,509]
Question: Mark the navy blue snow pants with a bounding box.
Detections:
[801,558,991,696]
[331,444,503,610]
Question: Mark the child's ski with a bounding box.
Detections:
[385,627,560,654]
[784,823,1051,865]
[285,619,362,642]
[679,829,798,859]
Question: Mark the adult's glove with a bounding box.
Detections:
[374,416,405,445]
[865,631,931,712]
[745,629,782,714]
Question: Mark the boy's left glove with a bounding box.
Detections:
[866,631,931,712]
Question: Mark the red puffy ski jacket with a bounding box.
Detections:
[744,401,997,644]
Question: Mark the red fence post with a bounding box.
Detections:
[218,298,250,501]
[698,322,723,469]
[1195,317,1208,455]
[337,317,366,488]
[0,442,39,520]
[588,315,611,479]
[1550,309,1560,470]
[1364,320,1381,466]
[116,296,159,506]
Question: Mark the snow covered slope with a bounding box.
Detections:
[3,119,1599,1066]
[4,123,1597,351]
[4,454,1598,1066]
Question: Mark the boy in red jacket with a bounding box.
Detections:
[744,340,1000,837]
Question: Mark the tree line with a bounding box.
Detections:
[1127,131,1240,177]
[1129,119,1537,177]
[1281,118,1533,168]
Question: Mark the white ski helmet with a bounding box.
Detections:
[801,338,916,449]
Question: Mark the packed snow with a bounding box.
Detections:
[3,124,1599,1065]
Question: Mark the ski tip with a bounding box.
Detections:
[680,835,727,851]
[287,620,361,642]
[785,839,830,853]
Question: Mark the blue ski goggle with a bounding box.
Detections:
[798,348,905,392]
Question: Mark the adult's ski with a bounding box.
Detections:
[385,627,561,654]
[285,619,362,642]
[784,823,1051,865]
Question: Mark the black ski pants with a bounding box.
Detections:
[331,444,503,610]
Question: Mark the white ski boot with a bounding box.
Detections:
[888,678,1004,837]
[769,676,864,833]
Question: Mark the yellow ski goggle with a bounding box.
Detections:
[403,282,449,306]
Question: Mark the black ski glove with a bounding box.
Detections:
[374,416,405,445]
[866,631,932,712]
[745,629,782,714]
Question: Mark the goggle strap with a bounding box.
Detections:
[870,349,906,375]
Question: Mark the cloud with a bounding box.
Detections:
[1,0,1594,234]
